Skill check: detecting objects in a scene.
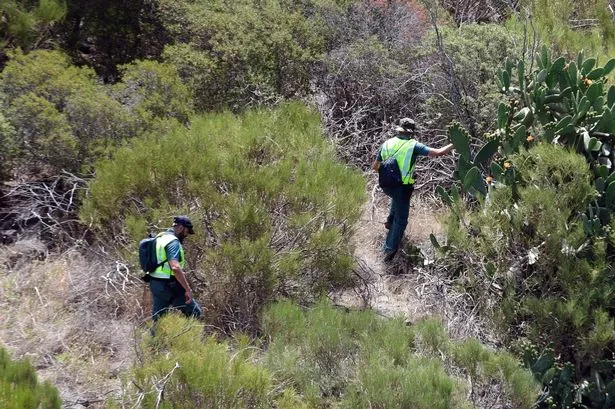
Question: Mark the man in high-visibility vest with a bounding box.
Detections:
[149,215,201,320]
[372,118,454,262]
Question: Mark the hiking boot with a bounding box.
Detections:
[383,251,397,263]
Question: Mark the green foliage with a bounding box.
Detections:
[439,46,615,401]
[114,60,194,124]
[119,315,283,409]
[0,49,193,180]
[0,49,129,176]
[518,0,615,55]
[159,0,324,111]
[261,299,538,408]
[490,48,615,240]
[421,23,518,138]
[81,103,365,332]
[0,111,17,180]
[8,92,76,172]
[0,0,67,54]
[0,347,61,409]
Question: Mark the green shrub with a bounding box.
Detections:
[159,0,324,111]
[0,49,133,176]
[0,111,17,180]
[116,314,292,409]
[344,355,460,409]
[440,141,615,404]
[0,347,61,409]
[114,59,194,124]
[421,23,519,138]
[517,0,615,55]
[0,0,66,55]
[116,301,537,408]
[262,299,538,408]
[0,49,193,179]
[81,102,365,332]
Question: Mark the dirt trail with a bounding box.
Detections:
[332,185,447,323]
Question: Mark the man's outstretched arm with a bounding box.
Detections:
[427,143,454,158]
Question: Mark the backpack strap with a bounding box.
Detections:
[153,232,176,270]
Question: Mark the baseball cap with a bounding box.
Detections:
[173,215,195,234]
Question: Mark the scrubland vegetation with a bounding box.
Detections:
[2,0,615,408]
[0,347,61,409]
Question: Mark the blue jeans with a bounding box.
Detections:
[382,185,414,255]
[150,278,201,321]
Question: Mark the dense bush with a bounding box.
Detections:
[435,47,615,405]
[0,49,193,181]
[57,0,169,80]
[81,102,365,332]
[0,347,61,409]
[315,0,430,166]
[114,315,287,409]
[440,142,613,405]
[518,0,615,56]
[113,59,194,124]
[262,299,538,408]
[115,301,538,409]
[159,0,324,112]
[0,0,66,65]
[420,23,519,139]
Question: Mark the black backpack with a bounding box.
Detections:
[139,234,167,274]
[378,140,411,188]
[378,156,403,188]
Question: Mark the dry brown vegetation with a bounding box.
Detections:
[0,239,145,407]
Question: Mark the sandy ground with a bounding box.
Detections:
[331,184,448,323]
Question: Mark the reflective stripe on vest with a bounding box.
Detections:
[381,137,417,185]
[149,233,185,279]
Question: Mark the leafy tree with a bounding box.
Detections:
[57,0,168,80]
[0,347,61,409]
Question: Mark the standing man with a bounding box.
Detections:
[147,215,202,320]
[372,118,454,262]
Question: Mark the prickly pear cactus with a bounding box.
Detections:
[443,46,615,237]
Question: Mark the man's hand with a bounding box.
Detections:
[185,290,193,304]
[372,160,381,172]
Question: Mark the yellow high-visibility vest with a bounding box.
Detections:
[381,137,417,185]
[148,233,184,279]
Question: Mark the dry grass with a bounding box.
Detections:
[0,238,147,408]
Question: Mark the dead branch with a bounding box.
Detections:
[0,172,89,245]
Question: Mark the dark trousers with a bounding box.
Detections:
[382,184,414,255]
[149,278,201,321]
